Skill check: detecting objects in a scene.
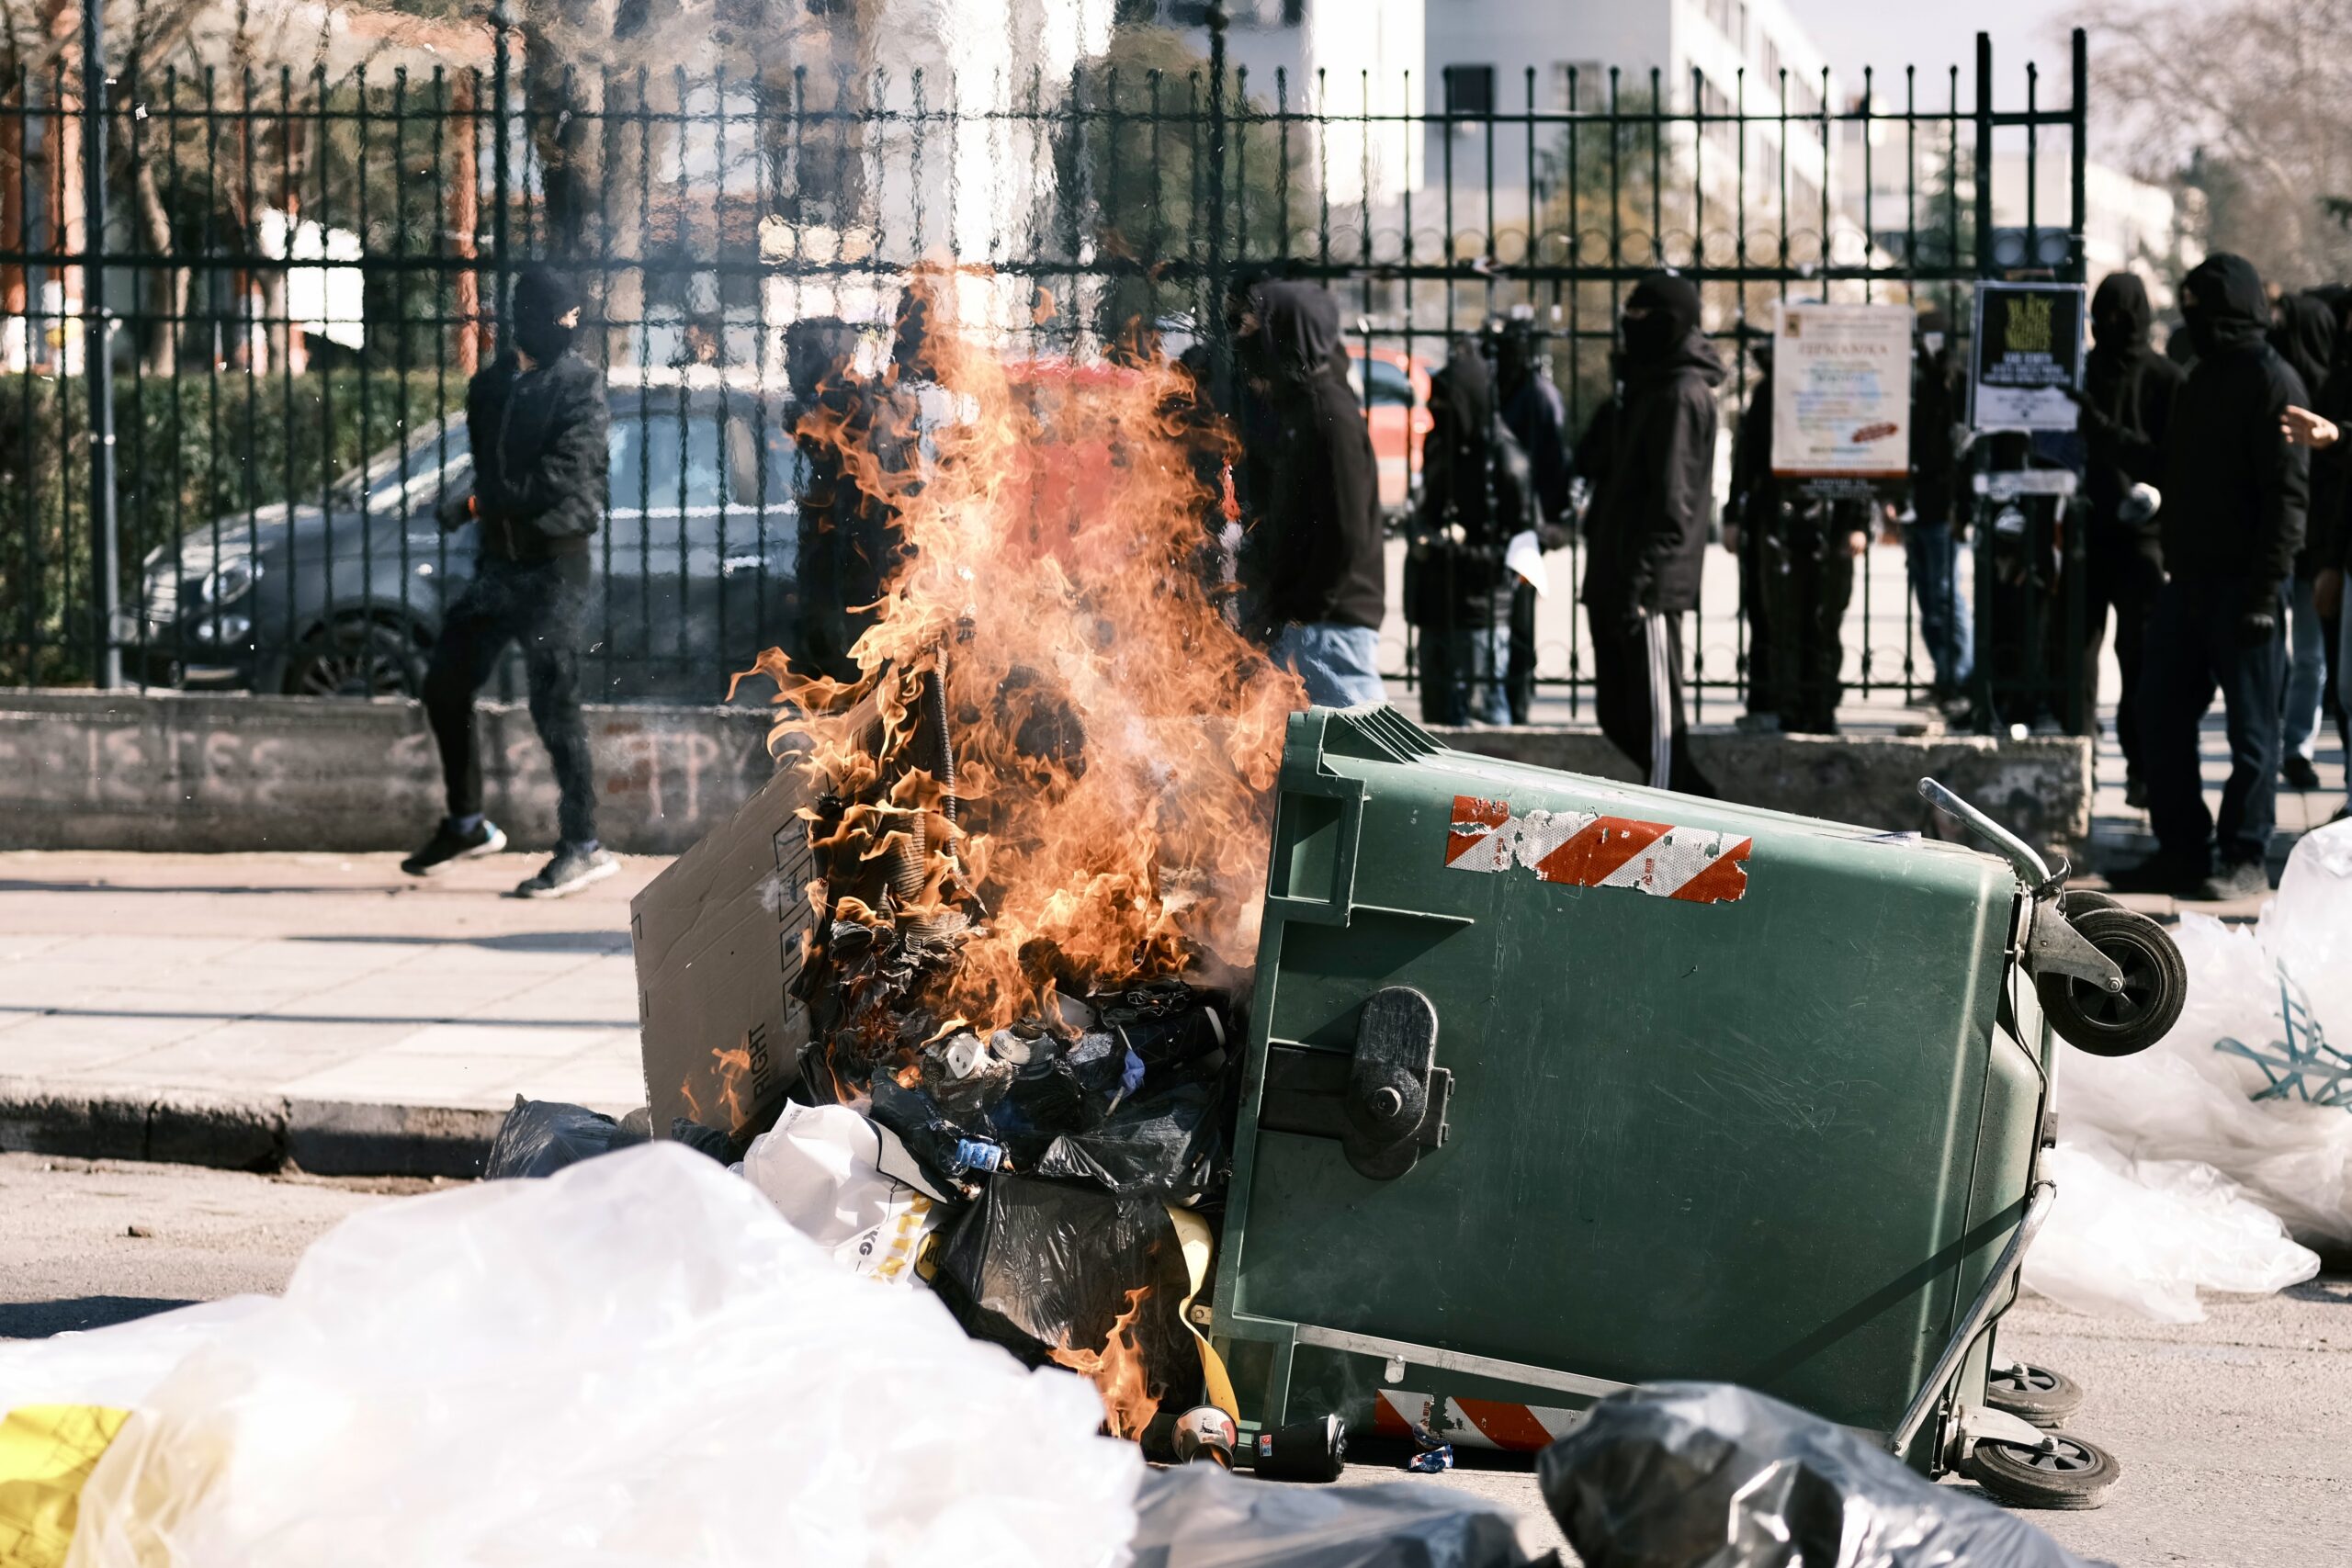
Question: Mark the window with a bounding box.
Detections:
[1282,0,1306,24]
[1442,64,1496,118]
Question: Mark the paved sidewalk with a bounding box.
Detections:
[0,852,658,1126]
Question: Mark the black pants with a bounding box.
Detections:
[422,551,597,846]
[1759,519,1855,735]
[2083,526,2164,781]
[1738,527,1776,716]
[1506,579,1539,724]
[2139,577,2285,870]
[1592,610,1715,796]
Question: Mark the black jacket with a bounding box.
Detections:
[1408,348,1536,626]
[2153,256,2309,602]
[1246,284,1386,633]
[466,351,610,563]
[1910,337,1962,528]
[2081,274,2183,545]
[1580,329,1725,618]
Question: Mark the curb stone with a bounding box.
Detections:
[0,1077,499,1179]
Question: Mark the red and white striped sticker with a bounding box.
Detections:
[1445,794,1752,904]
[1373,1389,1587,1451]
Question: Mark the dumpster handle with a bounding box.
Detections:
[1887,1179,2057,1461]
[1916,778,2055,890]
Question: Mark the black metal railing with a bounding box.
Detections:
[1,4,2088,729]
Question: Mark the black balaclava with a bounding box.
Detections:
[2089,273,2153,357]
[1623,273,1702,365]
[784,316,860,403]
[1495,321,1535,395]
[1251,281,1343,400]
[2270,290,2336,396]
[511,265,582,364]
[1430,339,1494,468]
[2178,254,2269,360]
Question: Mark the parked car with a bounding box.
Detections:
[130,384,806,705]
[1345,344,1431,513]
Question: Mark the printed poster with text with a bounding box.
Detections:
[1970,281,2086,432]
[1770,301,1914,479]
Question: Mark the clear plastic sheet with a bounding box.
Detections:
[56,1145,1141,1568]
[2062,820,2352,1245]
[1536,1382,2095,1568]
[1128,1462,1551,1568]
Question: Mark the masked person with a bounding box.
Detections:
[2304,288,2352,805]
[2270,290,2338,790]
[2106,254,2309,899]
[1493,318,1575,722]
[2078,274,2184,807]
[1724,335,1780,728]
[1580,273,1724,795]
[786,317,899,685]
[1408,339,1533,725]
[404,265,614,897]
[1906,310,1973,708]
[1240,282,1386,706]
[1727,341,1868,736]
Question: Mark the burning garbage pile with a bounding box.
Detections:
[710,303,1299,1448]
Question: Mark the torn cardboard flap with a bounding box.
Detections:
[633,694,876,1138]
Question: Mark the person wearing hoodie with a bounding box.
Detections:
[1580,273,1724,795]
[1408,338,1534,724]
[2270,290,2339,789]
[2107,254,2310,899]
[1906,309,1973,708]
[2078,273,2184,807]
[1493,317,1576,722]
[405,264,616,898]
[1240,282,1388,706]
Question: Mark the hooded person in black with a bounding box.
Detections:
[786,316,903,685]
[2114,254,2310,897]
[2269,290,2338,787]
[2304,288,2352,787]
[1580,273,1724,795]
[1240,281,1387,706]
[407,263,616,898]
[1408,338,1535,725]
[1494,318,1576,722]
[1905,308,1973,705]
[2078,272,2183,802]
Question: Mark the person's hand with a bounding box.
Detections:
[2319,568,2344,619]
[2238,606,2280,649]
[2282,406,2340,449]
[1721,525,1741,556]
[1848,530,1870,558]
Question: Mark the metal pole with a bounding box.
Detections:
[491,0,514,331]
[81,0,119,688]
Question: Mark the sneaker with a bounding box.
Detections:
[2283,754,2322,791]
[514,843,619,899]
[2195,860,2272,902]
[401,818,506,876]
[2105,852,2205,897]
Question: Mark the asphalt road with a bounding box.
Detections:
[6,1153,2350,1565]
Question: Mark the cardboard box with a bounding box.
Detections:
[633,699,876,1137]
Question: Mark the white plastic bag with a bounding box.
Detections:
[2022,1140,2319,1322]
[735,1102,946,1284]
[2058,821,2352,1243]
[55,1145,1138,1568]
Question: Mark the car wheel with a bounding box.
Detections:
[286,617,426,698]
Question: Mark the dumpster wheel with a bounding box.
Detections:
[1966,1432,2120,1509]
[2037,908,2186,1057]
[1986,1361,2085,1428]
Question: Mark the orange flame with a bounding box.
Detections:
[1050,1286,1160,1440]
[712,1044,753,1133]
[738,282,1302,1066]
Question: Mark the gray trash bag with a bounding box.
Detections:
[1128,1463,1555,1568]
[1537,1383,2103,1568]
[481,1098,649,1179]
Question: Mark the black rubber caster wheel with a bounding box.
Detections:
[1986,1362,2085,1428]
[2062,888,2121,918]
[2038,907,2188,1057]
[1966,1432,2120,1509]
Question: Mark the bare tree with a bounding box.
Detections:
[2075,0,2352,286]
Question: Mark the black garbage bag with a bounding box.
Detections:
[668,1117,736,1164]
[931,1174,1199,1411]
[869,1075,1009,1195]
[1033,1080,1222,1201]
[481,1097,648,1179]
[1128,1464,1551,1567]
[1537,1383,2101,1568]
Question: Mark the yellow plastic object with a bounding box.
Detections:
[0,1404,131,1568]
[1167,1207,1238,1421]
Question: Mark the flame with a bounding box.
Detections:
[738,281,1302,1074]
[712,1044,754,1133]
[1050,1286,1160,1440]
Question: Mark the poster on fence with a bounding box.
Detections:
[1770,301,1914,480]
[1971,281,2086,432]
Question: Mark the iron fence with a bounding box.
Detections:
[1,4,2089,730]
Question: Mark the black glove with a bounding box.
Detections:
[2238,607,2280,649]
[435,486,475,532]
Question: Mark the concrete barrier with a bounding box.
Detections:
[1,691,2089,862]
[0,689,777,855]
[1431,726,2092,862]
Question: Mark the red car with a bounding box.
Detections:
[1346,345,1432,513]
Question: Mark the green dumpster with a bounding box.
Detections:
[1212,706,2181,1496]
